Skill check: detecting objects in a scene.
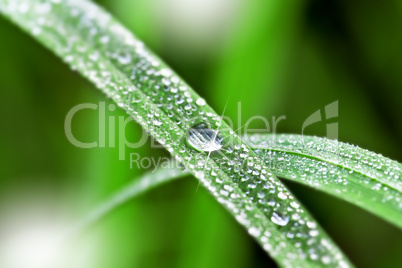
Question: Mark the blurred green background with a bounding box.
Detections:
[0,0,401,267]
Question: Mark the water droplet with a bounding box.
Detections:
[186,122,223,152]
[160,68,172,77]
[153,120,162,126]
[100,35,110,44]
[196,98,206,106]
[321,256,331,264]
[278,192,288,200]
[32,27,41,36]
[178,162,187,172]
[290,201,300,208]
[248,227,261,237]
[271,212,289,226]
[89,51,99,61]
[36,2,52,13]
[309,230,319,237]
[117,52,132,64]
[306,221,316,229]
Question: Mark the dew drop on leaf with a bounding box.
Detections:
[117,52,132,64]
[196,98,206,106]
[271,212,289,226]
[186,122,223,152]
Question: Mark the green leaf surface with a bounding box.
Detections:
[247,134,402,228]
[85,134,402,234]
[0,0,351,266]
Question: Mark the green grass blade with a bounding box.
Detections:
[0,1,351,266]
[71,166,186,234]
[83,134,402,238]
[247,134,402,228]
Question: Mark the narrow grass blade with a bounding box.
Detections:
[71,166,186,234]
[87,134,402,233]
[0,1,351,266]
[83,134,402,245]
[247,134,402,228]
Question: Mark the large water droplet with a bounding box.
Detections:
[186,122,223,152]
[271,212,289,226]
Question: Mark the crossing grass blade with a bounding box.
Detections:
[86,134,402,234]
[248,134,402,228]
[70,166,186,234]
